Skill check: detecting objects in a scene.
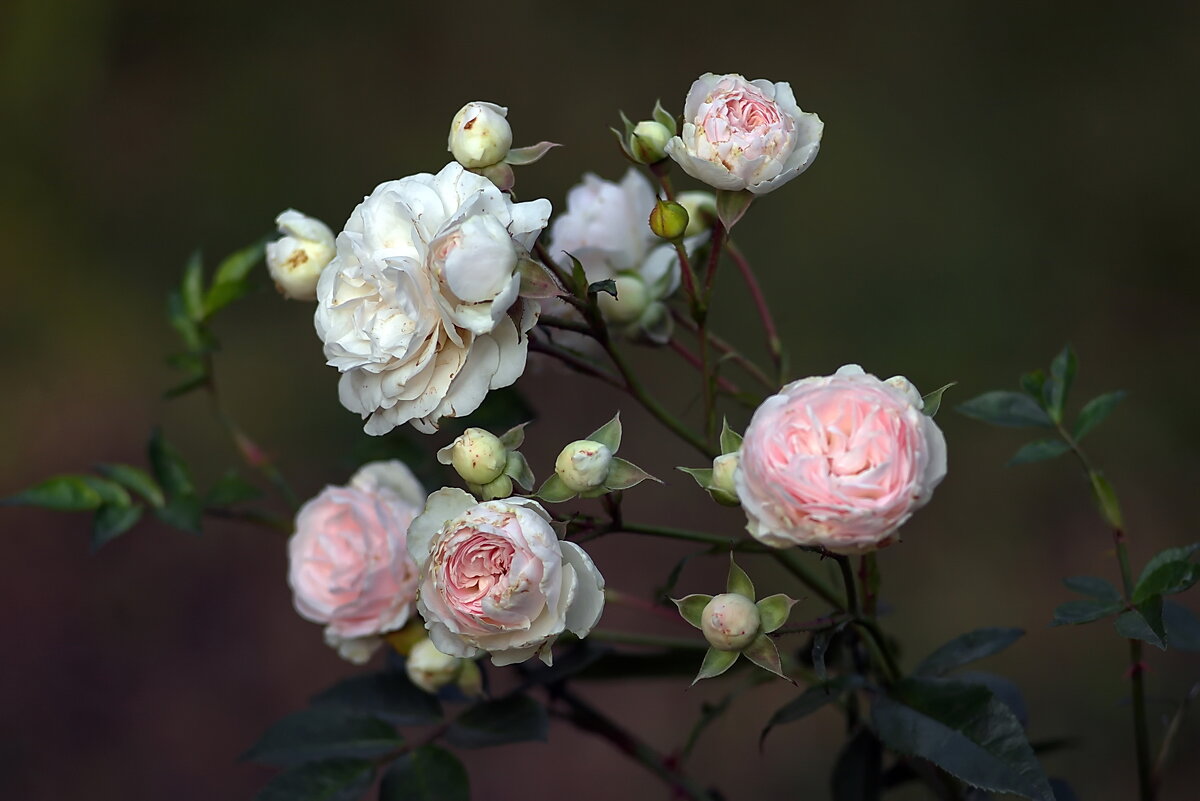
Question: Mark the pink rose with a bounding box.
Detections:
[288,460,425,663]
[665,73,823,195]
[407,489,605,666]
[736,365,947,554]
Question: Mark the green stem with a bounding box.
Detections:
[855,618,902,685]
[615,521,737,547]
[529,334,625,390]
[587,628,708,651]
[836,555,860,616]
[769,550,845,610]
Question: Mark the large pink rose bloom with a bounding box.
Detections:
[665,73,823,195]
[736,365,947,554]
[288,460,425,663]
[408,489,605,666]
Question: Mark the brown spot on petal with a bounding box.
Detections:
[285,249,309,270]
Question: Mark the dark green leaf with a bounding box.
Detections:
[565,253,588,297]
[1163,602,1200,652]
[956,392,1053,428]
[204,470,263,508]
[91,504,144,551]
[1051,599,1122,626]
[148,429,195,497]
[913,628,1024,677]
[1073,390,1127,440]
[1134,561,1199,605]
[211,239,266,290]
[155,495,203,534]
[254,758,374,801]
[870,677,1053,801]
[181,250,205,322]
[955,672,1029,729]
[587,278,617,298]
[380,746,469,801]
[202,280,251,318]
[832,728,883,801]
[761,675,863,748]
[1135,543,1200,598]
[921,382,956,418]
[76,476,132,507]
[1115,602,1167,650]
[96,464,164,507]
[715,189,754,230]
[1019,370,1045,401]
[1063,575,1120,601]
[3,475,105,511]
[242,708,402,767]
[311,672,442,727]
[1007,439,1070,466]
[1089,471,1124,529]
[445,693,548,749]
[1045,345,1076,423]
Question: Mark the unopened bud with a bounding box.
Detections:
[555,439,613,492]
[439,428,507,485]
[474,161,515,192]
[701,593,761,651]
[448,101,512,169]
[677,191,718,237]
[596,274,650,325]
[710,452,740,506]
[406,638,464,694]
[649,200,689,241]
[265,210,336,301]
[629,120,672,164]
[472,473,513,501]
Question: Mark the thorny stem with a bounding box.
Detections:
[551,687,717,801]
[1055,419,1153,801]
[668,338,742,396]
[529,334,625,391]
[694,222,727,443]
[673,309,775,392]
[726,240,784,382]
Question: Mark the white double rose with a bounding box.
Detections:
[314,162,551,434]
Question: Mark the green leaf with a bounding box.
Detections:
[91,504,144,552]
[204,470,262,508]
[603,457,659,491]
[1073,390,1127,440]
[564,253,588,297]
[535,473,575,503]
[673,594,711,629]
[1007,439,1070,466]
[587,412,622,452]
[311,671,442,727]
[96,463,164,507]
[743,633,789,681]
[921,382,956,418]
[726,556,755,600]
[202,280,252,318]
[181,250,205,322]
[1115,603,1167,650]
[587,278,617,298]
[1045,345,1077,423]
[503,451,535,491]
[3,475,105,511]
[380,745,469,801]
[719,418,743,453]
[870,677,1054,801]
[254,758,374,801]
[504,141,560,166]
[692,647,738,684]
[1063,575,1120,601]
[1089,471,1124,529]
[1019,370,1046,401]
[1163,602,1200,652]
[148,428,195,497]
[913,627,1025,677]
[832,727,883,801]
[445,694,548,749]
[652,99,676,133]
[1051,599,1122,626]
[209,239,266,301]
[757,594,797,633]
[618,109,636,140]
[715,189,754,230]
[156,495,203,535]
[761,675,865,748]
[166,290,204,351]
[956,392,1053,428]
[242,708,402,767]
[1135,543,1200,596]
[1134,561,1199,605]
[677,466,714,489]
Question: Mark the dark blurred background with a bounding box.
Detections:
[2,1,1198,799]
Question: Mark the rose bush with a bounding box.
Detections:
[287,460,426,663]
[666,72,824,195]
[736,364,947,553]
[315,161,551,434]
[407,488,605,666]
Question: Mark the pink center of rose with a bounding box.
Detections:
[437,526,516,620]
[700,83,792,167]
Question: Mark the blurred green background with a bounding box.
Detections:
[2,1,1198,799]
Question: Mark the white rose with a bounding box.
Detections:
[665,73,824,195]
[266,210,336,300]
[315,162,551,435]
[408,488,605,666]
[448,101,513,169]
[548,168,657,280]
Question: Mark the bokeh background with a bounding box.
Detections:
[2,2,1198,799]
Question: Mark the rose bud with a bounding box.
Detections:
[649,199,689,241]
[265,210,335,301]
[676,191,718,237]
[709,452,740,506]
[438,428,508,486]
[701,593,761,651]
[596,274,651,326]
[629,119,672,164]
[555,439,613,492]
[448,101,513,169]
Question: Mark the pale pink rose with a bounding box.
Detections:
[288,460,425,663]
[736,365,947,554]
[665,73,823,195]
[408,489,605,666]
